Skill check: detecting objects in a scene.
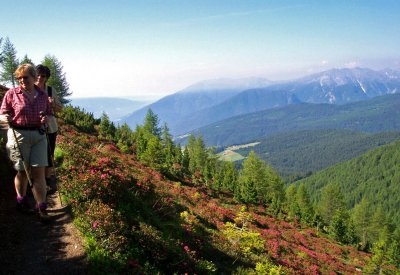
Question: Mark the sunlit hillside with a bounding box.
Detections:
[53,111,382,274]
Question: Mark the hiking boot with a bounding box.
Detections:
[16,201,35,215]
[37,208,52,224]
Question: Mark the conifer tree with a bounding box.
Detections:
[0,37,3,64]
[143,108,161,138]
[194,135,208,175]
[238,151,267,203]
[187,134,197,173]
[387,228,400,268]
[352,198,372,247]
[181,146,190,176]
[286,184,300,220]
[211,162,225,190]
[99,112,115,140]
[115,122,134,152]
[370,205,389,244]
[296,184,314,225]
[20,54,34,65]
[330,209,351,243]
[222,161,237,192]
[237,150,285,212]
[265,165,285,214]
[173,144,183,166]
[0,37,19,87]
[42,54,71,103]
[141,135,165,170]
[161,123,175,171]
[364,240,389,274]
[318,183,346,226]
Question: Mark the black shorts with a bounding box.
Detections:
[47,131,57,167]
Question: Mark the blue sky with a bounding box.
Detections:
[1,0,399,99]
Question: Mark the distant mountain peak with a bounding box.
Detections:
[180,77,272,93]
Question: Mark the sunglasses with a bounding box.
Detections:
[38,74,48,78]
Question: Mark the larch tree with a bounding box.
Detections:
[99,112,115,140]
[161,123,175,171]
[297,184,314,225]
[143,108,161,138]
[318,183,346,226]
[351,198,372,247]
[286,184,300,220]
[237,151,268,204]
[222,161,237,193]
[0,37,19,88]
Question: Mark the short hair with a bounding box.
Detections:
[36,64,51,78]
[15,64,37,79]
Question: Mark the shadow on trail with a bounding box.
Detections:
[0,149,88,275]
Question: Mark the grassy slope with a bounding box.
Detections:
[57,124,373,274]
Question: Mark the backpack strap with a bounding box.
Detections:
[47,86,53,97]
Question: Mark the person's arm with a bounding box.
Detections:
[49,88,63,113]
[0,90,13,123]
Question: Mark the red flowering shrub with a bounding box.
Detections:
[77,200,128,253]
[55,126,378,274]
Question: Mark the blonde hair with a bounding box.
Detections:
[15,64,37,79]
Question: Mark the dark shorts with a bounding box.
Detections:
[47,131,57,167]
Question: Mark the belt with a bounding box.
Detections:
[12,125,41,131]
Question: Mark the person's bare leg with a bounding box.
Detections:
[15,170,28,197]
[30,167,47,204]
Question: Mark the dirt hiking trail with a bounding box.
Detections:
[0,166,88,274]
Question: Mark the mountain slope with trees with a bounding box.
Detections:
[297,140,400,229]
[234,129,400,178]
[181,93,400,147]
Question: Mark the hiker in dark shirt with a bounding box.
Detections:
[36,65,62,193]
[0,64,52,223]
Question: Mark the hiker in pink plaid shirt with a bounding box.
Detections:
[0,64,53,223]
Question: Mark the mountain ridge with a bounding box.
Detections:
[177,93,400,147]
[123,67,400,135]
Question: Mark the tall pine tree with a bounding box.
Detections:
[143,108,161,138]
[42,54,71,104]
[0,37,19,87]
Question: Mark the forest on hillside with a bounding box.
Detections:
[297,140,400,229]
[184,93,400,147]
[235,129,400,179]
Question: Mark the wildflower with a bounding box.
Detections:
[93,220,99,228]
[128,259,141,268]
[101,173,107,179]
[184,245,190,252]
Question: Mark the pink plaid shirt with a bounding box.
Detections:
[0,86,53,128]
